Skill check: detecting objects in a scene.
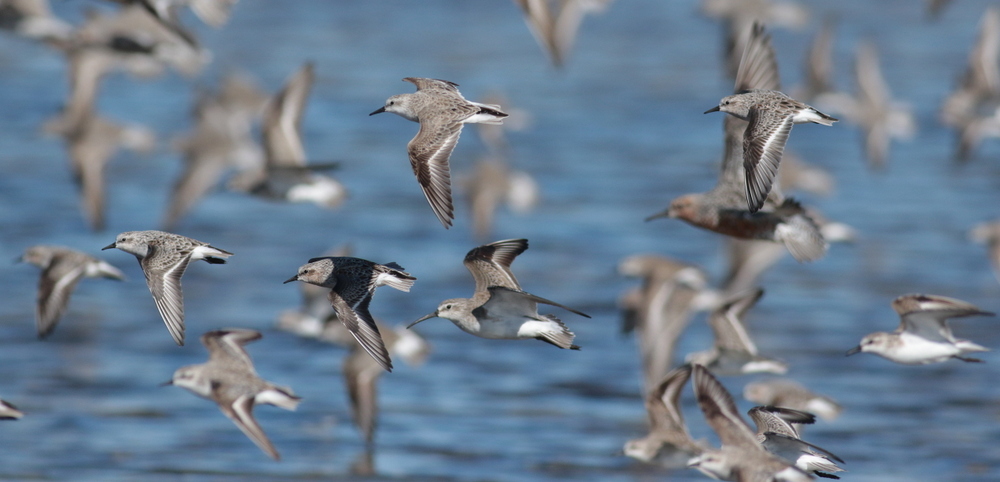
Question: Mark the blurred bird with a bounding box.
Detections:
[166,329,299,460]
[970,220,1000,284]
[512,0,613,68]
[847,294,995,365]
[793,17,840,105]
[686,288,788,376]
[461,156,539,239]
[61,109,157,231]
[239,63,347,208]
[618,254,717,392]
[941,7,1000,160]
[164,73,268,229]
[743,378,842,422]
[623,364,706,467]
[834,40,915,169]
[0,0,72,43]
[18,245,125,338]
[344,322,431,447]
[699,0,808,79]
[102,0,240,47]
[0,398,23,420]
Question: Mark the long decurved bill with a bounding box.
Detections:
[703,105,721,114]
[369,106,386,116]
[845,346,862,356]
[407,311,438,329]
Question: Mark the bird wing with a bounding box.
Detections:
[141,244,189,346]
[692,364,759,450]
[36,258,88,338]
[743,109,794,213]
[709,288,765,354]
[463,238,528,292]
[201,328,261,373]
[407,116,460,228]
[218,392,279,460]
[733,23,781,93]
[330,291,392,372]
[262,62,313,167]
[343,345,382,445]
[403,77,460,93]
[646,364,694,438]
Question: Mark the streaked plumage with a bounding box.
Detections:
[103,230,232,345]
[167,329,299,460]
[370,77,508,228]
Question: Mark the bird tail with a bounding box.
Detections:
[380,263,417,292]
[535,315,580,350]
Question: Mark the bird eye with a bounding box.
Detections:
[445,304,452,310]
[389,100,394,105]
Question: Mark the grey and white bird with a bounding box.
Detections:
[748,405,845,478]
[284,256,416,372]
[688,364,811,482]
[19,245,125,338]
[103,230,232,345]
[166,329,300,460]
[623,364,706,467]
[409,238,589,349]
[847,294,995,365]
[686,288,788,376]
[370,77,508,228]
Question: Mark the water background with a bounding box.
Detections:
[1,0,1000,480]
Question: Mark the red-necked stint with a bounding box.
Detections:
[688,364,811,482]
[165,329,300,460]
[103,230,233,345]
[285,256,416,372]
[685,288,788,376]
[409,238,590,349]
[748,406,845,479]
[19,245,125,338]
[847,294,995,365]
[704,24,837,213]
[370,77,508,228]
[623,364,707,467]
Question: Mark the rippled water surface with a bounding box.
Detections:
[2,0,1000,480]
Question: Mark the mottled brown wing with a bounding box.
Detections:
[330,291,393,372]
[408,118,460,227]
[463,238,527,292]
[403,77,460,93]
[743,109,793,213]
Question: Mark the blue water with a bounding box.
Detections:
[1,0,1000,480]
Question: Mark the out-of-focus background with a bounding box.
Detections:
[0,0,999,480]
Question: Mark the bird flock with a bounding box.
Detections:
[3,0,1000,479]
